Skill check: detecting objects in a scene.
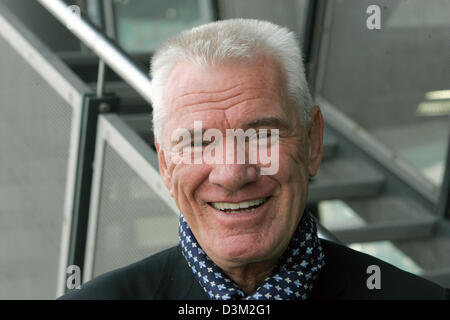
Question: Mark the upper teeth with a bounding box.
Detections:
[211,198,267,211]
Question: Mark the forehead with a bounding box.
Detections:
[166,54,286,108]
[166,53,284,90]
[161,55,298,143]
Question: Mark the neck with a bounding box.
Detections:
[219,259,277,295]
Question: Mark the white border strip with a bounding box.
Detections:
[56,100,83,297]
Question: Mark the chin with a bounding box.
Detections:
[213,233,275,265]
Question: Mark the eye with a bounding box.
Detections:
[190,139,212,147]
[257,130,271,139]
[255,130,279,145]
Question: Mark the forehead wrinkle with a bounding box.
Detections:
[175,91,244,109]
[177,82,243,98]
[172,87,271,113]
[170,74,245,105]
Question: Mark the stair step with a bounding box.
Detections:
[320,195,438,243]
[332,217,436,244]
[393,224,450,287]
[308,156,385,203]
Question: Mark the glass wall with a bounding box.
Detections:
[315,0,450,189]
[112,0,213,53]
[314,0,450,279]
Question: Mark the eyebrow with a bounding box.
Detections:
[245,116,290,130]
[171,128,207,146]
[171,116,290,146]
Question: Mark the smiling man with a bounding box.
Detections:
[60,19,448,300]
[156,49,323,298]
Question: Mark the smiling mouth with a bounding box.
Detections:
[208,197,269,214]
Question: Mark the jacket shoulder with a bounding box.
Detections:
[58,246,180,300]
[312,239,449,300]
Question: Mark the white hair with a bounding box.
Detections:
[150,19,313,145]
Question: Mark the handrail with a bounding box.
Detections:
[37,0,152,105]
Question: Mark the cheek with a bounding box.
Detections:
[278,139,309,178]
[168,163,210,206]
[274,142,310,214]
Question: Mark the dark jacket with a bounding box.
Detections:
[59,239,449,300]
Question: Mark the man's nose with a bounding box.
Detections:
[209,164,259,192]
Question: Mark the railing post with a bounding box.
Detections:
[439,130,450,219]
[64,93,119,295]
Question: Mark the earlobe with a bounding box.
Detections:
[307,105,324,177]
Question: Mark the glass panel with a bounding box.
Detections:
[218,0,311,54]
[92,143,179,277]
[113,0,213,53]
[318,0,450,189]
[0,33,72,299]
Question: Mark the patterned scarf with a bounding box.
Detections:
[179,210,325,300]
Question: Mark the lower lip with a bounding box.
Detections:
[208,197,271,218]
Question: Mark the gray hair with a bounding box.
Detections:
[150,19,313,145]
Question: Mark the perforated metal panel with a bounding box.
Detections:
[91,143,179,277]
[0,32,72,299]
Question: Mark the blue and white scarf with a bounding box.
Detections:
[179,210,325,300]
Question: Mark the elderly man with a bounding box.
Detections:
[61,19,448,300]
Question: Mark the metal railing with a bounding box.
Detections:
[37,0,152,105]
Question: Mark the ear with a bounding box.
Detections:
[155,137,173,196]
[307,105,324,177]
